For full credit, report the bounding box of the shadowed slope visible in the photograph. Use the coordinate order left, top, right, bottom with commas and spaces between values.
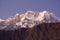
25, 23, 60, 40
0, 23, 60, 40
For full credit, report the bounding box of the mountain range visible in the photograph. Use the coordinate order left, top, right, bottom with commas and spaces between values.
0, 11, 60, 31
0, 11, 60, 40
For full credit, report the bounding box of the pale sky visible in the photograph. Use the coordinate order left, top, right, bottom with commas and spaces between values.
0, 0, 60, 19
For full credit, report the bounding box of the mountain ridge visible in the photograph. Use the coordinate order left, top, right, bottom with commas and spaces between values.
0, 11, 60, 31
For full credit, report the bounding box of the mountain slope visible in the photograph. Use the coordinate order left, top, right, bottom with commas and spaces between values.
0, 23, 60, 40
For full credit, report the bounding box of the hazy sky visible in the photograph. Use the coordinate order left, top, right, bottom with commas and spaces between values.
0, 0, 60, 19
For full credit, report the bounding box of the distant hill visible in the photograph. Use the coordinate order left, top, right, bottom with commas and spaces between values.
0, 23, 60, 40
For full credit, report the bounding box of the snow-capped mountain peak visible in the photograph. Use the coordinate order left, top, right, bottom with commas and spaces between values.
0, 11, 60, 31
16, 13, 19, 16
0, 19, 5, 22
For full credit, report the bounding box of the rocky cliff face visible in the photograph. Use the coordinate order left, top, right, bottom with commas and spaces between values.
0, 23, 60, 40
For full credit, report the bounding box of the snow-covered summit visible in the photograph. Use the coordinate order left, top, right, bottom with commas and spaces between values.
0, 19, 5, 22
0, 11, 60, 31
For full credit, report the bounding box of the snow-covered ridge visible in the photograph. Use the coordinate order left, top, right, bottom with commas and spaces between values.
0, 11, 60, 31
